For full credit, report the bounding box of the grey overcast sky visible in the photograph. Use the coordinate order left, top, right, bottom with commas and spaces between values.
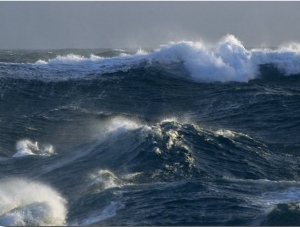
0, 1, 300, 49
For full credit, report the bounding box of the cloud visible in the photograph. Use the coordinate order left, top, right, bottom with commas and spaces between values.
0, 2, 300, 49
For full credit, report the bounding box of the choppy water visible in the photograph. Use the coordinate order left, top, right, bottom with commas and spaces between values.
1, 35, 300, 226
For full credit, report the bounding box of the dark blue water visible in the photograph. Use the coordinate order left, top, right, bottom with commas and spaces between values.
1, 35, 300, 226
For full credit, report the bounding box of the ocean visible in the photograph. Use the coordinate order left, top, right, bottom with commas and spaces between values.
1, 34, 300, 226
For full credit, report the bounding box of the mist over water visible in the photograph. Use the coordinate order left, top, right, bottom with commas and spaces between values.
1, 35, 300, 225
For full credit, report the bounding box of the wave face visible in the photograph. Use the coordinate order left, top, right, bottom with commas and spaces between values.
1, 35, 300, 226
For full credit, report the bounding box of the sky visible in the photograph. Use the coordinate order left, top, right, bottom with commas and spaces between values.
0, 1, 300, 49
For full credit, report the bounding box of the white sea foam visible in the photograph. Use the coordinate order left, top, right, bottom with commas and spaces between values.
86, 169, 140, 195
13, 140, 54, 158
105, 117, 143, 136
147, 35, 256, 82
89, 169, 123, 192
0, 178, 67, 226
251, 47, 300, 76
215, 129, 235, 138
152, 35, 300, 81
31, 34, 300, 82
94, 116, 149, 140
34, 52, 145, 77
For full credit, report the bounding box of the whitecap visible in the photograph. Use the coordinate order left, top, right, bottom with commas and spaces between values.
6, 34, 300, 82
89, 169, 123, 192
13, 139, 55, 158
0, 178, 67, 226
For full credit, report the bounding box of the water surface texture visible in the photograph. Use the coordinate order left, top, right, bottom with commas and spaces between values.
1, 35, 300, 226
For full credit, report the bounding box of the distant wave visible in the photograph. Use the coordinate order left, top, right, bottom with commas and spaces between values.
1, 35, 300, 82
30, 35, 300, 82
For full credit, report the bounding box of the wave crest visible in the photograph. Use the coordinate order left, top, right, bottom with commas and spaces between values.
4, 34, 300, 82
0, 178, 67, 226
13, 140, 55, 158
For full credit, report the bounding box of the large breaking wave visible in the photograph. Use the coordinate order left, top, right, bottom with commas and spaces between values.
1, 35, 300, 82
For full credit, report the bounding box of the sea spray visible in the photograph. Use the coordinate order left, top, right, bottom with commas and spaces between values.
0, 178, 67, 226
13, 140, 54, 158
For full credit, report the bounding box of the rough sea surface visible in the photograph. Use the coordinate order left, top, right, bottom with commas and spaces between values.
1, 35, 300, 226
